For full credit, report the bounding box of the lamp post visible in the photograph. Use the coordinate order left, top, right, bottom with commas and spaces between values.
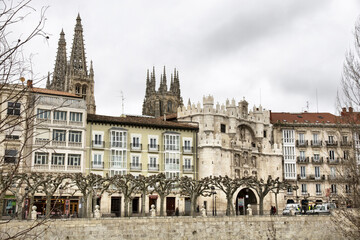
211, 186, 217, 216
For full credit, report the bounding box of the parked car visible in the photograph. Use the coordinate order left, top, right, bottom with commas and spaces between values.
312, 203, 337, 215
282, 204, 301, 215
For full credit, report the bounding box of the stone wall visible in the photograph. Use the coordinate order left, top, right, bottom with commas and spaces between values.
0, 215, 341, 240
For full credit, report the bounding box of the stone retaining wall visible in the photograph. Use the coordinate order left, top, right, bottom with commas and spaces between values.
0, 215, 341, 240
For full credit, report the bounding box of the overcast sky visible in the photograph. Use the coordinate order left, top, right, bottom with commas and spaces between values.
20, 0, 360, 116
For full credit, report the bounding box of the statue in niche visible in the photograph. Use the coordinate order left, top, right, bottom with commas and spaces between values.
243, 151, 249, 165
234, 154, 240, 167
251, 156, 256, 167
240, 127, 246, 141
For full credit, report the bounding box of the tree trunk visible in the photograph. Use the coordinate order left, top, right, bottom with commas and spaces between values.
259, 197, 264, 215
124, 198, 129, 217
190, 195, 198, 217
28, 194, 34, 219
45, 195, 51, 218
141, 191, 146, 217
159, 195, 165, 216
82, 195, 88, 218
16, 196, 23, 220
0, 193, 4, 219
227, 194, 235, 216
275, 192, 278, 215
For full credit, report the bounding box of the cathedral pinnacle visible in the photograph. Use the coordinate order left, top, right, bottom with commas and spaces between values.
69, 13, 87, 76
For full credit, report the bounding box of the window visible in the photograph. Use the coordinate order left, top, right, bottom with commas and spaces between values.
315, 166, 320, 179
284, 163, 296, 179
53, 130, 66, 142
184, 158, 191, 169
330, 167, 336, 177
298, 133, 305, 144
313, 133, 319, 144
149, 137, 157, 149
149, 156, 157, 168
299, 151, 305, 161
111, 130, 127, 148
221, 124, 226, 133
263, 130, 267, 138
51, 153, 65, 165
313, 154, 320, 161
132, 136, 140, 148
344, 150, 349, 160
34, 152, 48, 165
69, 131, 82, 143
111, 149, 126, 168
345, 185, 351, 193
70, 112, 83, 122
164, 152, 180, 170
132, 155, 140, 166
164, 134, 180, 151
37, 109, 50, 120
328, 135, 334, 144
301, 184, 307, 194
167, 101, 172, 112
166, 172, 179, 179
283, 146, 295, 160
110, 170, 126, 177
5, 125, 21, 140
53, 111, 67, 121
316, 184, 321, 195
93, 153, 102, 166
283, 130, 295, 144
287, 187, 293, 195
94, 134, 103, 145
4, 150, 17, 163
300, 166, 306, 178
184, 139, 191, 151
329, 150, 335, 160
343, 135, 348, 143
7, 102, 21, 116
68, 154, 81, 166
75, 85, 80, 95
331, 184, 337, 194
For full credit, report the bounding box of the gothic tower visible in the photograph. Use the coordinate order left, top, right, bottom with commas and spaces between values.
47, 14, 96, 114
142, 66, 183, 117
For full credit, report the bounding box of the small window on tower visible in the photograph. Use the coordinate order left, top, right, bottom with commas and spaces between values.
221, 124, 226, 133
75, 85, 81, 95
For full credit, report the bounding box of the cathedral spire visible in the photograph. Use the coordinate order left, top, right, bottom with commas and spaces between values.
145, 69, 150, 97
89, 60, 94, 77
46, 72, 51, 89
69, 13, 87, 77
50, 29, 67, 91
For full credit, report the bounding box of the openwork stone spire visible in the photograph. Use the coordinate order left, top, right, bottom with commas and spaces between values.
51, 29, 67, 91
69, 13, 88, 77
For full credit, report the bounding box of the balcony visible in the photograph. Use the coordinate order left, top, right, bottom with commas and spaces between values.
52, 140, 66, 147
51, 165, 65, 171
92, 141, 105, 149
182, 146, 193, 155
297, 157, 309, 164
310, 140, 322, 147
130, 163, 142, 171
36, 118, 51, 125
68, 142, 82, 148
340, 141, 353, 147
148, 164, 159, 172
327, 158, 340, 165
92, 161, 104, 169
130, 143, 142, 152
67, 165, 81, 171
34, 138, 50, 146
297, 174, 325, 181
53, 120, 67, 125
183, 165, 194, 173
69, 121, 83, 127
296, 140, 308, 148
148, 144, 159, 152
311, 157, 324, 164
325, 141, 338, 147
33, 163, 49, 170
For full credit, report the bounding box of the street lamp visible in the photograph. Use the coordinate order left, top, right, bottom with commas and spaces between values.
211, 186, 217, 216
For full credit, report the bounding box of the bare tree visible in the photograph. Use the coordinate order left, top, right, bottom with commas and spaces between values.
211, 175, 247, 216
179, 176, 212, 217
151, 173, 177, 216
134, 174, 156, 217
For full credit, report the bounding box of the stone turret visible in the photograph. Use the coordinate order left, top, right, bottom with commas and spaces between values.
51, 29, 67, 91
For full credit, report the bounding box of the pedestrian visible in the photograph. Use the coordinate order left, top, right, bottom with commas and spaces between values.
273, 206, 276, 215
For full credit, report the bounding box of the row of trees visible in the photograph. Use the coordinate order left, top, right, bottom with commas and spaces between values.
0, 172, 289, 219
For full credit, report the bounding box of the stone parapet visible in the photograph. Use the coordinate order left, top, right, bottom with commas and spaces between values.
0, 215, 341, 240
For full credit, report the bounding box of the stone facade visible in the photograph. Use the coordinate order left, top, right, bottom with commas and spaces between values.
46, 14, 96, 114
0, 216, 341, 240
177, 96, 284, 215
142, 67, 183, 117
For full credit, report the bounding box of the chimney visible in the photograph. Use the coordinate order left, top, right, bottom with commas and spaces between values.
27, 80, 33, 88
349, 107, 353, 113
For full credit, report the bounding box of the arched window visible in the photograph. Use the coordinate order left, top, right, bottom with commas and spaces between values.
167, 101, 172, 112
82, 85, 87, 100
75, 84, 81, 95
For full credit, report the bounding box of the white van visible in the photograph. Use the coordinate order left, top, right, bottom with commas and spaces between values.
282, 204, 301, 215
313, 203, 336, 215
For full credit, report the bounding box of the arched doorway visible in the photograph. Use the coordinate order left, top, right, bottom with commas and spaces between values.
236, 188, 257, 215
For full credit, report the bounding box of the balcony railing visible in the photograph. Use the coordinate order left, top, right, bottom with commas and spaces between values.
183, 165, 194, 173
130, 143, 142, 151
130, 163, 142, 171
92, 161, 104, 169
34, 138, 50, 146
148, 144, 159, 152
92, 141, 105, 148
325, 141, 338, 147
327, 158, 340, 164
310, 140, 322, 147
68, 142, 82, 148
297, 174, 325, 181
311, 157, 324, 164
67, 165, 81, 171
33, 163, 49, 170
296, 140, 308, 147
148, 164, 159, 172
297, 157, 309, 164
53, 120, 67, 125
182, 147, 193, 154
340, 141, 353, 147
52, 140, 66, 146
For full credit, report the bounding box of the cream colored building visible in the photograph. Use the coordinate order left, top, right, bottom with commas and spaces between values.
86, 114, 198, 216
177, 96, 284, 215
